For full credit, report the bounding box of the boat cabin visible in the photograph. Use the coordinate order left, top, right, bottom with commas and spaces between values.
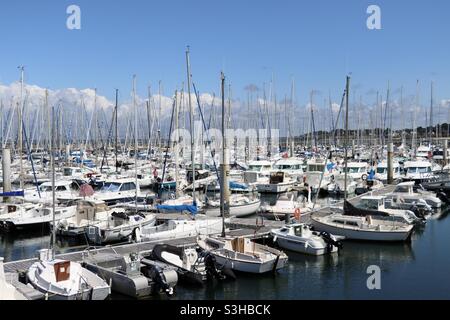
269, 172, 286, 185
393, 182, 415, 195
306, 159, 326, 173
273, 159, 304, 174
75, 200, 109, 224
99, 179, 139, 193
247, 161, 273, 173
38, 180, 73, 193
403, 161, 432, 178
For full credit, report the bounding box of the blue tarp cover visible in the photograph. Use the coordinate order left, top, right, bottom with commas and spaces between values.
156, 204, 198, 214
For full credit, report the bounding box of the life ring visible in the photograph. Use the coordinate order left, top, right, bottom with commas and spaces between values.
362, 174, 368, 181
294, 208, 301, 221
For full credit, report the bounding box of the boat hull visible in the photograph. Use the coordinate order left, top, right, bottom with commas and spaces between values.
311, 218, 413, 242
205, 200, 260, 218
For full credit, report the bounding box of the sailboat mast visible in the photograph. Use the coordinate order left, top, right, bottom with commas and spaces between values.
344, 76, 350, 201
51, 106, 56, 251
18, 66, 24, 190
174, 91, 180, 198
115, 89, 119, 173
430, 81, 434, 144
133, 75, 138, 211
220, 72, 230, 237
186, 46, 196, 204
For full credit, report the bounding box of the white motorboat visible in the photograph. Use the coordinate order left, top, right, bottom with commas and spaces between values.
85, 210, 157, 244
403, 161, 435, 183
0, 205, 76, 230
140, 218, 224, 242
23, 180, 77, 204
375, 161, 401, 183
58, 178, 148, 206
311, 211, 414, 242
416, 145, 431, 160
350, 196, 421, 225
271, 224, 342, 255
303, 158, 332, 193
387, 181, 442, 208
0, 257, 27, 300
27, 249, 110, 300
341, 162, 370, 181
197, 235, 288, 274
272, 158, 304, 180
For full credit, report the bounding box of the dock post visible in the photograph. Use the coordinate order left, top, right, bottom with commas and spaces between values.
2, 148, 11, 203
66, 144, 71, 166
444, 139, 448, 167
387, 143, 394, 185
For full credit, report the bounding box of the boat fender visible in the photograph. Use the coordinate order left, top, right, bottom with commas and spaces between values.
294, 208, 301, 221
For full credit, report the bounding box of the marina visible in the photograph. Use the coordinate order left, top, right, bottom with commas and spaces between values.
2, 0, 450, 303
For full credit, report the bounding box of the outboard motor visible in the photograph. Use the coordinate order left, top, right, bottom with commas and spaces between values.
199, 249, 236, 281
320, 231, 343, 253
143, 261, 178, 297
437, 191, 450, 205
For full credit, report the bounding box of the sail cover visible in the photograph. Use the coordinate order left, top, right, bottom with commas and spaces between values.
156, 204, 198, 214
0, 191, 25, 197
230, 181, 248, 190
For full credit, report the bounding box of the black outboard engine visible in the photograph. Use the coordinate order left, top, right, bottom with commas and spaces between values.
149, 265, 174, 297
320, 231, 343, 253
198, 249, 236, 281
437, 191, 450, 205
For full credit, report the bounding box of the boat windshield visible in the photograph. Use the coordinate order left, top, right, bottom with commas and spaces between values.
274, 164, 301, 170
394, 186, 410, 193
377, 168, 387, 174
344, 167, 364, 174
39, 185, 53, 192
407, 167, 431, 174
308, 165, 325, 172
248, 165, 262, 171
100, 182, 122, 192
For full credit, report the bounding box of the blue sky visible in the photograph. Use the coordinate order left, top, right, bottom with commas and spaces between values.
0, 0, 449, 106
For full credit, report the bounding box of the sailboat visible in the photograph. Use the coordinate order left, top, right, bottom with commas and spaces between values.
196, 72, 288, 274
27, 107, 110, 300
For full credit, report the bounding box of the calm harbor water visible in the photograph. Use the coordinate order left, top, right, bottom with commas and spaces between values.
1, 195, 450, 300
